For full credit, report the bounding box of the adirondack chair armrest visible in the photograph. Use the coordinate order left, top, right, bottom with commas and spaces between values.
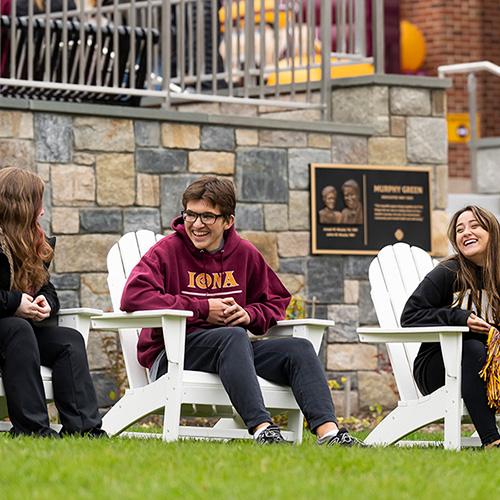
57, 308, 103, 346
265, 319, 335, 355
91, 309, 193, 364
357, 326, 469, 344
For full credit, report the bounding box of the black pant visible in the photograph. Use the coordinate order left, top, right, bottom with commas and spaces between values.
0, 317, 102, 435
154, 327, 337, 433
414, 336, 500, 446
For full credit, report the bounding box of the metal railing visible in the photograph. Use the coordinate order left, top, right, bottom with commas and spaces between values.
0, 0, 380, 117
438, 60, 500, 193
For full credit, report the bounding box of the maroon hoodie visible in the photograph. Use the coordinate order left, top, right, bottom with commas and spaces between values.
121, 216, 291, 368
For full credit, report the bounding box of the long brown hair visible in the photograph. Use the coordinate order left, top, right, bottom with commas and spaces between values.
447, 205, 500, 324
0, 167, 53, 293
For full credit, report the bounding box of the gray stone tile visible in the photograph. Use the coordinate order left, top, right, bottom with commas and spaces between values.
343, 256, 372, 279
80, 209, 123, 233
136, 148, 188, 174
201, 126, 235, 151
279, 258, 305, 274
51, 273, 80, 290
135, 120, 160, 147
306, 256, 343, 303
235, 203, 264, 230
160, 174, 199, 227
288, 148, 331, 189
57, 290, 80, 308
236, 148, 288, 202
124, 208, 161, 233
34, 113, 72, 163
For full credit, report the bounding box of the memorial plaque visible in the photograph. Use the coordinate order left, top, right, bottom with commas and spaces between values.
311, 164, 432, 255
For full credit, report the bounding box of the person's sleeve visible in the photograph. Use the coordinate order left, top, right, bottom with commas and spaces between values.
244, 257, 291, 336
35, 279, 60, 317
120, 250, 209, 321
0, 289, 22, 318
400, 266, 471, 327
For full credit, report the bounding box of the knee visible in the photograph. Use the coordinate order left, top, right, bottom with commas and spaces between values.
0, 317, 36, 344
59, 328, 86, 353
219, 327, 251, 352
282, 337, 316, 360
462, 339, 487, 371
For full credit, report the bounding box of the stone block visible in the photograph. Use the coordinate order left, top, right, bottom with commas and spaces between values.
40, 183, 51, 235
51, 273, 80, 290
91, 371, 118, 408
279, 258, 305, 275
390, 116, 406, 137
201, 126, 235, 151
74, 117, 134, 152
288, 191, 309, 230
344, 256, 372, 279
219, 103, 258, 117
331, 135, 368, 164
261, 109, 321, 122
332, 86, 388, 126
236, 148, 288, 202
51, 164, 95, 206
52, 207, 80, 234
264, 203, 289, 231
73, 153, 95, 166
57, 290, 80, 308
87, 331, 118, 370
477, 148, 500, 194
331, 389, 359, 418
0, 139, 35, 170
258, 129, 307, 148
54, 234, 118, 272
278, 273, 305, 295
235, 128, 258, 146
37, 163, 50, 181
80, 209, 123, 233
327, 305, 359, 342
81, 273, 113, 311
0, 111, 33, 138
96, 154, 135, 206
189, 151, 235, 175
136, 148, 187, 174
277, 232, 309, 257
136, 174, 160, 206
358, 281, 378, 325
35, 113, 72, 163
368, 137, 406, 165
306, 256, 343, 303
431, 210, 449, 257
407, 117, 447, 164
288, 148, 331, 189
124, 208, 161, 233
326, 343, 378, 371
235, 203, 264, 230
239, 231, 279, 271
433, 164, 448, 209
160, 174, 199, 226
135, 120, 160, 147
432, 90, 446, 116
344, 279, 359, 304
308, 133, 331, 149
161, 123, 200, 149
358, 371, 398, 410
390, 87, 431, 116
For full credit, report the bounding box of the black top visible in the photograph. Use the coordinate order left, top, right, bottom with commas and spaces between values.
400, 258, 475, 380
0, 237, 59, 319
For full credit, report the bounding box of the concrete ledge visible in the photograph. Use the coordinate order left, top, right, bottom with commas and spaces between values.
476, 137, 500, 149
0, 97, 373, 136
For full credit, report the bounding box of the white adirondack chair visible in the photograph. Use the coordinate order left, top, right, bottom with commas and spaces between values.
92, 230, 334, 443
356, 242, 481, 451
0, 308, 102, 432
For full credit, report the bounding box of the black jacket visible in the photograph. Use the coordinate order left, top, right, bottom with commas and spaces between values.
0, 237, 59, 319
401, 258, 485, 384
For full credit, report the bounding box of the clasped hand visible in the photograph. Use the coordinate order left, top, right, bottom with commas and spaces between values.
467, 312, 492, 334
207, 297, 250, 327
15, 293, 51, 322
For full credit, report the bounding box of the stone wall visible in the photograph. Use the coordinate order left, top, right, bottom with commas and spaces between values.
0, 77, 449, 413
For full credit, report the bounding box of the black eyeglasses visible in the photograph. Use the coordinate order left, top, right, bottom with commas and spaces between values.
181, 210, 225, 225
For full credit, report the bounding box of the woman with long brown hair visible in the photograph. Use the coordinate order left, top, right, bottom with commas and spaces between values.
401, 205, 500, 448
0, 167, 104, 437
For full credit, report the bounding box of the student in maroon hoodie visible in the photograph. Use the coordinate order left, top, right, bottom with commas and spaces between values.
121, 176, 364, 446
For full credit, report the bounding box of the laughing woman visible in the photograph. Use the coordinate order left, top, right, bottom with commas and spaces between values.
401, 205, 500, 448
0, 167, 105, 437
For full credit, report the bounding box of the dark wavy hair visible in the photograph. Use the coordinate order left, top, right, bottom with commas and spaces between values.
447, 205, 500, 324
0, 167, 52, 293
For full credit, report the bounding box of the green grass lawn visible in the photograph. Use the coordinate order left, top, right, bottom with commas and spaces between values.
0, 430, 498, 500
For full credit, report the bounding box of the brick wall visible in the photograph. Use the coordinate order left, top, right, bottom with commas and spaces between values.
400, 0, 500, 178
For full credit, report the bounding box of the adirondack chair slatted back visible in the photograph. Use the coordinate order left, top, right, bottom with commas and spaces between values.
107, 230, 164, 389
369, 243, 437, 401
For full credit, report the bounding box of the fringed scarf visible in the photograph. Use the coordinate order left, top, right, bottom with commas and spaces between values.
479, 326, 500, 411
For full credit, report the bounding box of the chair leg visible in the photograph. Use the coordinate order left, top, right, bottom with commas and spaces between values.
287, 410, 304, 444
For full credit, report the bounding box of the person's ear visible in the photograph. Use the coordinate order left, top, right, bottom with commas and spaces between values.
224, 214, 235, 230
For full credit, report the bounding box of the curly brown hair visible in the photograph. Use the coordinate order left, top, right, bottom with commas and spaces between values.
0, 167, 53, 293
447, 205, 500, 325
